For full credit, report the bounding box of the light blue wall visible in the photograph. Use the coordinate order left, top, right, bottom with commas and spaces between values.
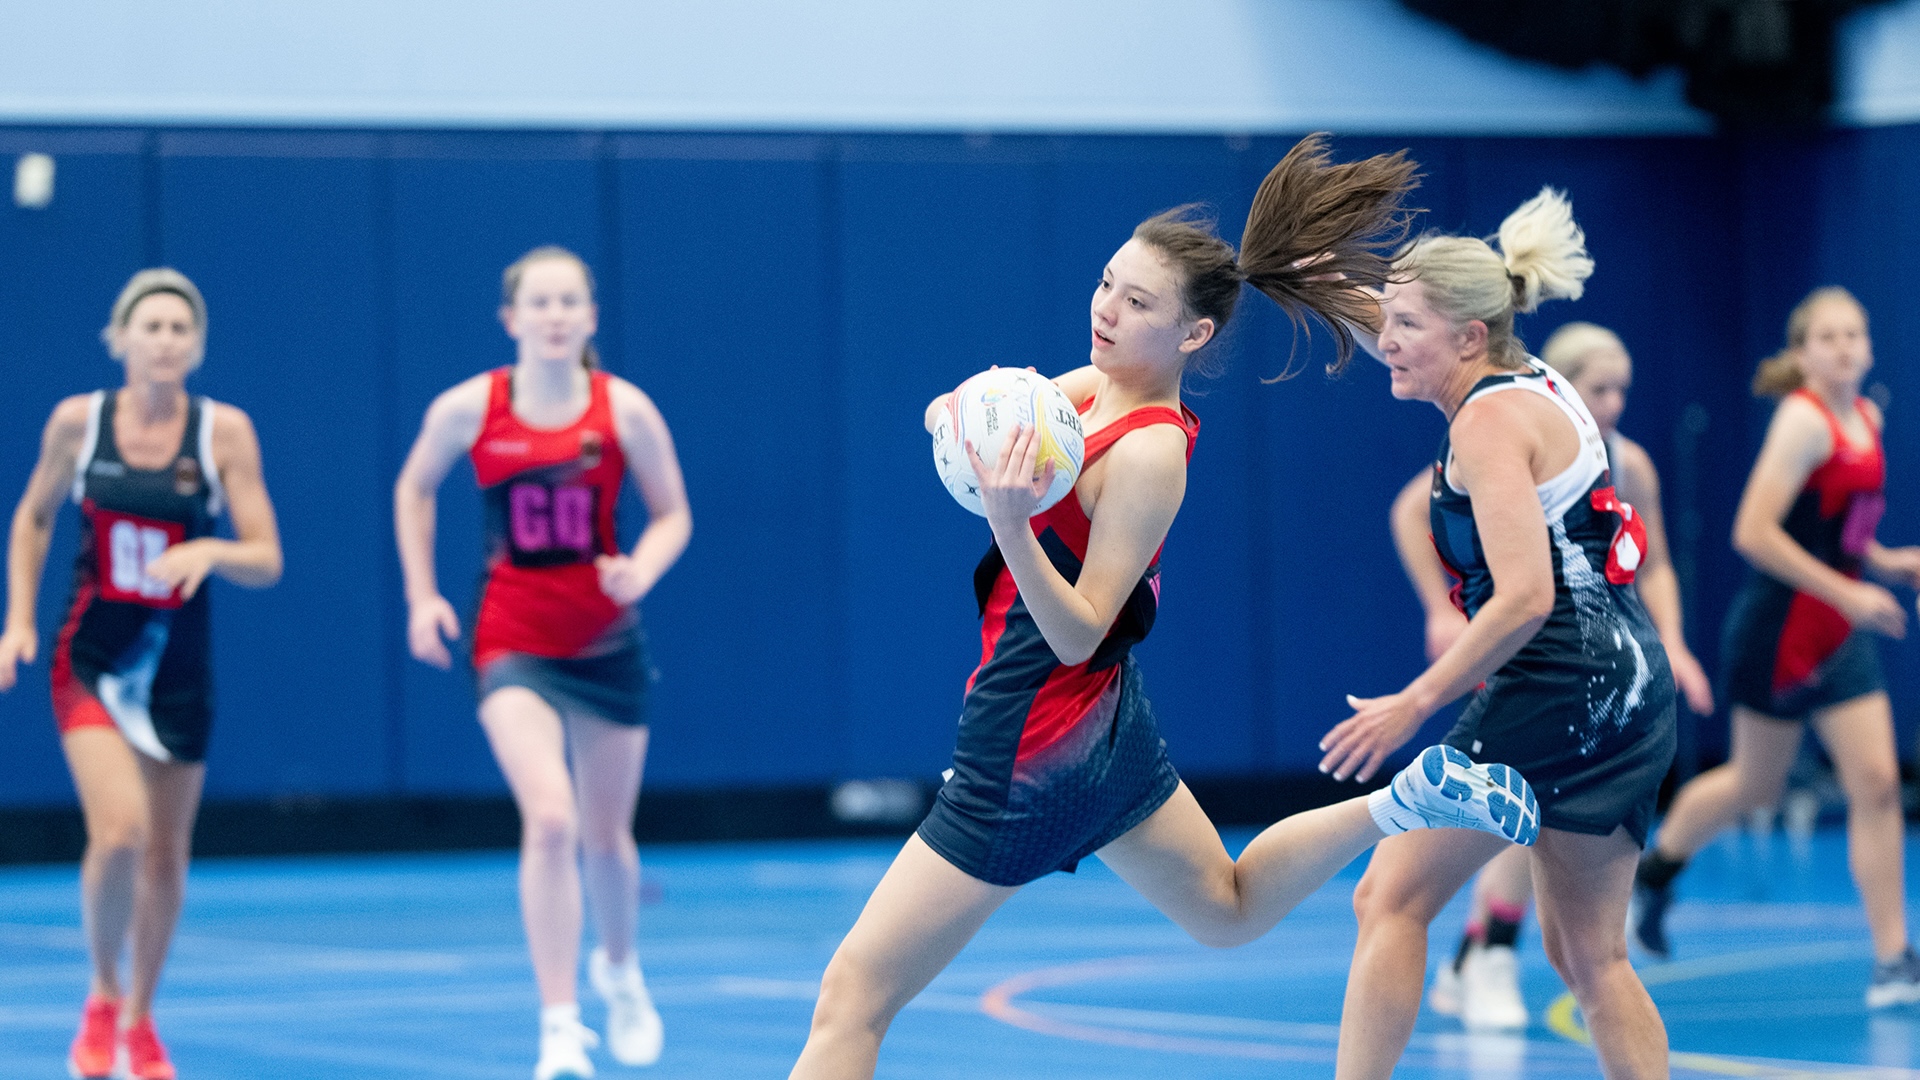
1, 0, 1717, 133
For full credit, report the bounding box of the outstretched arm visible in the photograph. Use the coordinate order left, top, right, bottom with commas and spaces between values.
394, 377, 489, 669
1389, 469, 1465, 662
1612, 436, 1711, 714
0, 396, 90, 691
596, 380, 693, 606
1321, 396, 1557, 782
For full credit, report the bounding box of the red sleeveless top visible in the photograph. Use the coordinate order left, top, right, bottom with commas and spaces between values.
967, 396, 1200, 760
1768, 389, 1887, 691
469, 368, 629, 667
1030, 399, 1201, 564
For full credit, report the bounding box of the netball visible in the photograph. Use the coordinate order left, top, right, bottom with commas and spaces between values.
931, 368, 1084, 517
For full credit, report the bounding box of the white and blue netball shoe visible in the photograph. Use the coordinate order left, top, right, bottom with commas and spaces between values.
1368, 746, 1539, 846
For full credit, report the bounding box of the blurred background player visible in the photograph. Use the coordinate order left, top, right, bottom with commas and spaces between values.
395, 247, 692, 1079
0, 269, 284, 1080
1390, 320, 1715, 1030
1631, 287, 1920, 1008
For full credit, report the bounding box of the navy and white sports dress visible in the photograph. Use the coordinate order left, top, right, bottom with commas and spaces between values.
1721, 389, 1886, 720
1430, 359, 1676, 845
918, 399, 1198, 887
51, 391, 224, 763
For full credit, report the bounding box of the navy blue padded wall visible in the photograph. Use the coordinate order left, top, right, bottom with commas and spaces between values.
2, 122, 1912, 808
0, 131, 148, 806
1239, 136, 1464, 773
613, 135, 845, 787
387, 133, 608, 794
834, 136, 1052, 779
155, 132, 392, 798
1040, 136, 1260, 775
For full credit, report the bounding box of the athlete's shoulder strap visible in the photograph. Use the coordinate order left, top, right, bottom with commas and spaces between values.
69, 390, 108, 504
1791, 387, 1881, 454
197, 397, 226, 517
1083, 404, 1200, 468
486, 367, 515, 418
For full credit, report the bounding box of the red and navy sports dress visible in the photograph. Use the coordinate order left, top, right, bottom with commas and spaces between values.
470, 368, 649, 727
917, 399, 1199, 888
1721, 389, 1886, 721
52, 391, 224, 763
1431, 359, 1675, 846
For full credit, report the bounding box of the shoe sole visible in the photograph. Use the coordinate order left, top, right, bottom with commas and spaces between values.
1406, 747, 1539, 845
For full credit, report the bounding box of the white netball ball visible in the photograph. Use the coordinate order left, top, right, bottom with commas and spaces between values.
931, 368, 1085, 517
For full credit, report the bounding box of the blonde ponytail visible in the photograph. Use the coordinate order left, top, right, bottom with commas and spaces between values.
1497, 187, 1593, 314
1393, 187, 1592, 369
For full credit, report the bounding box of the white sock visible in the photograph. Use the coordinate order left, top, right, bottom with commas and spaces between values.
1367, 783, 1424, 836
541, 1002, 581, 1032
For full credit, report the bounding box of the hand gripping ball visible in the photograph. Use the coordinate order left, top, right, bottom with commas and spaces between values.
931, 368, 1085, 516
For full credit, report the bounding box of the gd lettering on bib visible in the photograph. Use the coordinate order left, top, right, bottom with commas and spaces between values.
506, 480, 600, 567
93, 508, 186, 608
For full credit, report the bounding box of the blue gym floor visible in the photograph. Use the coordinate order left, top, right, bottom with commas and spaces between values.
2, 825, 1916, 1078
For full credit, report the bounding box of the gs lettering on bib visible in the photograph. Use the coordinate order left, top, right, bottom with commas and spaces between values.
91, 507, 186, 608
506, 480, 601, 567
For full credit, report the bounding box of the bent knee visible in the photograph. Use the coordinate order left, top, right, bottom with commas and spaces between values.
1845, 768, 1902, 814
578, 823, 637, 859
811, 951, 900, 1038
1179, 914, 1259, 950
1544, 937, 1629, 995
87, 815, 150, 859
1352, 873, 1448, 929
521, 806, 578, 852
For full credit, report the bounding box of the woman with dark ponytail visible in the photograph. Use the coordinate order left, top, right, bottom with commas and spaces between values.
789, 136, 1539, 1080
1323, 190, 1676, 1079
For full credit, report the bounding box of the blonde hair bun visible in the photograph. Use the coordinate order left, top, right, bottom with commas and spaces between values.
1497, 187, 1593, 314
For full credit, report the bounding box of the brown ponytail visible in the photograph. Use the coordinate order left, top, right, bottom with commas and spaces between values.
1753, 285, 1864, 399
1239, 134, 1419, 378
502, 245, 600, 371
1132, 134, 1419, 381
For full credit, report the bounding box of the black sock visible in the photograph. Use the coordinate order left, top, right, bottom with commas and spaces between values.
1636, 848, 1687, 890
1452, 931, 1476, 973
1484, 913, 1523, 949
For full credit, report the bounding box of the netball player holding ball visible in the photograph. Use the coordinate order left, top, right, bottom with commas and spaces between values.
0, 269, 284, 1080
791, 136, 1539, 1080
396, 247, 691, 1079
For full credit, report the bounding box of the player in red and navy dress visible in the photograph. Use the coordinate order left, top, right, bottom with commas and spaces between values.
793, 137, 1538, 1080
0, 269, 283, 1080
1633, 287, 1920, 1007
396, 247, 691, 1080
